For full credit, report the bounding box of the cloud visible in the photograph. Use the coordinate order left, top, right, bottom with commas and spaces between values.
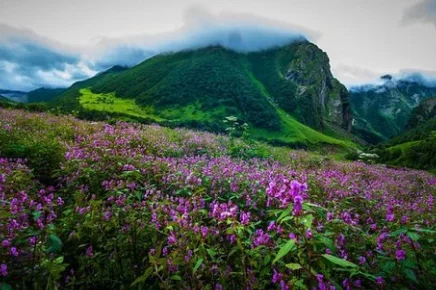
349, 69, 436, 92
332, 65, 383, 87
88, 6, 318, 70
0, 24, 97, 91
403, 0, 436, 27
0, 7, 319, 91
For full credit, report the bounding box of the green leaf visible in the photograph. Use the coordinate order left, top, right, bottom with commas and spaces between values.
193, 258, 204, 273
170, 275, 182, 281
404, 268, 417, 283
46, 234, 62, 253
382, 261, 395, 273
32, 211, 41, 221
322, 254, 358, 269
277, 206, 293, 222
293, 279, 308, 289
301, 214, 313, 229
407, 231, 420, 241
0, 283, 12, 290
273, 240, 296, 264
130, 267, 153, 286
286, 263, 302, 270
206, 248, 216, 259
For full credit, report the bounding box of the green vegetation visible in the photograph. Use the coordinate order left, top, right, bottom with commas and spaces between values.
350, 83, 436, 143
49, 43, 355, 149
79, 88, 162, 121
372, 98, 436, 172
27, 87, 66, 103
1, 108, 435, 289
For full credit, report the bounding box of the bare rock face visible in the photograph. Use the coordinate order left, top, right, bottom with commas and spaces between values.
276, 42, 352, 132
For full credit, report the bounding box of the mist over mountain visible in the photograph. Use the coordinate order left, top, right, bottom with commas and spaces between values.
349, 73, 436, 143
0, 8, 315, 91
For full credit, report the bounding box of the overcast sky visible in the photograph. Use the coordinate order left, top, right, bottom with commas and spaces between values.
0, 0, 436, 90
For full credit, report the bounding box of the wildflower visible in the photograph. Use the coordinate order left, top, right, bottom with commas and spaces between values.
395, 249, 406, 261
168, 232, 177, 245
376, 276, 384, 285
0, 264, 7, 276
29, 236, 37, 246
86, 245, 94, 257
358, 256, 366, 265
240, 211, 251, 225
305, 229, 313, 240
272, 269, 283, 283
267, 221, 276, 231
293, 195, 303, 216
10, 247, 18, 257
252, 229, 270, 247
200, 226, 208, 238
1, 239, 10, 248
103, 211, 111, 221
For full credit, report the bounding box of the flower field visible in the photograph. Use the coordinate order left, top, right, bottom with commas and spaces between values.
0, 108, 435, 289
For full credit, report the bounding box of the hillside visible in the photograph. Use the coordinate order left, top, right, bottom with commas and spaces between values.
374, 97, 436, 172
349, 75, 436, 143
27, 87, 67, 103
0, 89, 28, 102
52, 42, 355, 148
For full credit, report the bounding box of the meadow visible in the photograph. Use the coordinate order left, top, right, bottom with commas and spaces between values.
0, 108, 435, 289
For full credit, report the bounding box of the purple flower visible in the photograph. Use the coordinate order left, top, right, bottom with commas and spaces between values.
252, 229, 270, 247
86, 245, 94, 257
358, 256, 366, 265
272, 269, 283, 283
305, 229, 313, 240
376, 276, 384, 285
293, 195, 303, 216
103, 211, 111, 221
395, 249, 406, 261
200, 226, 208, 238
29, 236, 37, 246
240, 211, 251, 225
1, 239, 10, 248
0, 264, 7, 276
10, 247, 18, 257
168, 232, 177, 245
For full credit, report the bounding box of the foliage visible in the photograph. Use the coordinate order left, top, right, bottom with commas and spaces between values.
349, 82, 436, 143
0, 108, 435, 289
48, 44, 354, 148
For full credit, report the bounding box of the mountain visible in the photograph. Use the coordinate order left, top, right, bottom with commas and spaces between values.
349, 75, 436, 143
27, 88, 67, 103
0, 88, 67, 103
0, 89, 28, 102
52, 42, 355, 148
406, 97, 436, 129
374, 97, 436, 172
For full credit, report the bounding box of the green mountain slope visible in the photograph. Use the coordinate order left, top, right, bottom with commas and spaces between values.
375, 97, 436, 172
350, 76, 436, 143
52, 43, 355, 148
27, 87, 67, 103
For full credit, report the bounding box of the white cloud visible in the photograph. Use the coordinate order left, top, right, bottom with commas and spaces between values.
403, 0, 436, 27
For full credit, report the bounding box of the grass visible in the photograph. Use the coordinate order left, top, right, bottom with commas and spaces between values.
251, 109, 356, 149
79, 88, 162, 121
79, 88, 355, 150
